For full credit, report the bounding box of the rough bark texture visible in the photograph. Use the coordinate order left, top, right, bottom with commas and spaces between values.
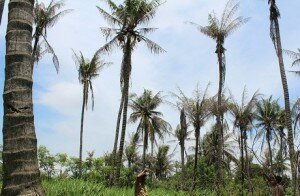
112, 93, 124, 165
115, 38, 132, 182
2, 0, 45, 195
216, 43, 224, 192
0, 0, 4, 25
79, 82, 87, 177
273, 18, 297, 195
192, 127, 200, 190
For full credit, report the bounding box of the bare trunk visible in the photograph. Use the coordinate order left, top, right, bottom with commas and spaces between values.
240, 129, 245, 190
142, 129, 148, 169
216, 42, 224, 192
79, 82, 87, 178
192, 127, 200, 190
271, 5, 297, 194
1, 0, 45, 194
267, 128, 273, 169
115, 38, 132, 183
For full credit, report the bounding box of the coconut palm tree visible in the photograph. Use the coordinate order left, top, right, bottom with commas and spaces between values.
32, 0, 71, 72
154, 145, 173, 180
229, 88, 259, 190
268, 0, 297, 192
2, 0, 45, 194
285, 49, 300, 76
172, 85, 210, 190
73, 50, 109, 177
189, 1, 249, 185
0, 0, 4, 25
125, 133, 139, 168
255, 97, 280, 170
129, 90, 171, 169
275, 108, 286, 176
97, 0, 165, 180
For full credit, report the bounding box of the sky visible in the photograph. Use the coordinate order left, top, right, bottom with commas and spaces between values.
0, 0, 300, 159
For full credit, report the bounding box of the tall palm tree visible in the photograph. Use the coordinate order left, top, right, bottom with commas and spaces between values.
33, 0, 71, 72
129, 90, 171, 169
284, 48, 300, 76
255, 97, 280, 170
268, 0, 297, 192
229, 88, 259, 190
73, 50, 109, 177
0, 0, 4, 25
2, 0, 45, 194
97, 0, 165, 181
172, 86, 210, 190
189, 0, 249, 185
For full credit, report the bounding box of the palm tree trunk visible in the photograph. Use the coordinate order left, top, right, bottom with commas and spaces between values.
180, 142, 185, 179
115, 38, 132, 183
216, 42, 224, 190
2, 0, 45, 194
240, 129, 245, 190
79, 82, 87, 178
267, 129, 273, 169
243, 131, 252, 192
192, 127, 200, 190
112, 93, 124, 165
271, 3, 297, 194
0, 0, 4, 25
142, 130, 148, 169
279, 129, 284, 175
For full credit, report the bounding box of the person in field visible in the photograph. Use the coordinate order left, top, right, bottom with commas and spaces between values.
135, 168, 151, 196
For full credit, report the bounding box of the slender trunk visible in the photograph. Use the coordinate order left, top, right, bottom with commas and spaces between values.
115, 38, 132, 183
151, 141, 154, 157
2, 0, 45, 194
216, 42, 224, 191
267, 128, 273, 169
240, 129, 245, 190
79, 82, 87, 178
32, 28, 40, 60
112, 93, 124, 163
192, 127, 200, 190
142, 130, 148, 169
0, 0, 4, 25
180, 142, 185, 178
271, 5, 297, 194
279, 129, 284, 175
244, 130, 252, 192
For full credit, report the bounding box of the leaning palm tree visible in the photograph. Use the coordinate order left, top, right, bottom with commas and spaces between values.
268, 0, 297, 192
97, 0, 165, 181
284, 48, 300, 76
189, 0, 249, 185
33, 0, 72, 72
0, 0, 4, 25
2, 0, 45, 194
129, 90, 171, 169
255, 97, 280, 171
73, 50, 109, 177
171, 85, 210, 190
229, 88, 259, 190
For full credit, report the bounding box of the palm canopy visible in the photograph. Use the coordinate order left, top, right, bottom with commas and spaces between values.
284, 49, 300, 76
189, 0, 249, 46
255, 97, 281, 151
171, 85, 211, 130
33, 0, 72, 72
73, 50, 110, 110
129, 90, 172, 150
97, 0, 165, 67
229, 88, 260, 134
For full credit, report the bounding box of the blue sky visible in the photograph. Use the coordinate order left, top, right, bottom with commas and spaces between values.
0, 0, 300, 158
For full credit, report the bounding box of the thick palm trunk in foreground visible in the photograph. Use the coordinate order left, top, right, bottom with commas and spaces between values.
116, 39, 132, 182
2, 0, 44, 194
